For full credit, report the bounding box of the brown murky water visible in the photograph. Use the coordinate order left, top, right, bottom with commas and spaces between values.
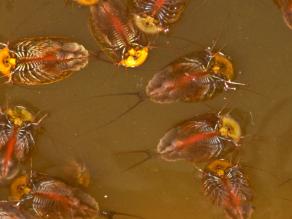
1, 0, 292, 218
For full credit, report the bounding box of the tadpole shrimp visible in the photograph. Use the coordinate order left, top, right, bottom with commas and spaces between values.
11, 173, 143, 219
84, 43, 246, 130
88, 0, 150, 68
200, 159, 254, 219
117, 111, 242, 171
130, 0, 188, 34
0, 37, 89, 85
274, 0, 292, 29
0, 105, 46, 183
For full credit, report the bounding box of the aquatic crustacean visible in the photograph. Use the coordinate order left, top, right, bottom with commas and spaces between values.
0, 37, 89, 85
88, 46, 243, 128
22, 178, 100, 219
11, 174, 142, 219
43, 158, 92, 188
0, 201, 38, 219
131, 0, 188, 34
157, 113, 241, 162
274, 0, 292, 29
119, 112, 242, 170
146, 47, 238, 103
0, 105, 46, 182
201, 159, 254, 219
62, 159, 91, 188
89, 0, 149, 68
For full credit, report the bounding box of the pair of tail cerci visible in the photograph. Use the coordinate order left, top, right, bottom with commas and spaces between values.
0, 106, 252, 219
0, 105, 144, 219
0, 0, 255, 219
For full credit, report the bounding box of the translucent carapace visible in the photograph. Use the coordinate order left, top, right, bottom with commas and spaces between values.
89, 0, 149, 68
157, 113, 226, 163
132, 0, 187, 34
146, 49, 236, 103
0, 105, 46, 181
202, 159, 254, 219
0, 37, 89, 85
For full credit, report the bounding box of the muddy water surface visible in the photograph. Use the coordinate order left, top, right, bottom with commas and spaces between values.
1, 1, 292, 218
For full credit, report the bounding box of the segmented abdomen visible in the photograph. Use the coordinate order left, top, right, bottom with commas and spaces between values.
157, 114, 223, 162
9, 37, 88, 85
14, 123, 34, 161
0, 118, 34, 161
31, 179, 99, 218
32, 180, 78, 218
134, 0, 187, 25
0, 118, 12, 151
146, 51, 223, 103
89, 0, 146, 63
202, 165, 253, 219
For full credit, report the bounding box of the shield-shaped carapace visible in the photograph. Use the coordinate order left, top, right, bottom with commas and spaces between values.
274, 0, 292, 29
11, 174, 142, 219
201, 159, 254, 219
131, 0, 188, 34
157, 113, 241, 162
146, 47, 238, 103
0, 105, 46, 181
89, 0, 149, 68
26, 179, 99, 219
119, 112, 242, 170
0, 37, 89, 85
89, 47, 242, 128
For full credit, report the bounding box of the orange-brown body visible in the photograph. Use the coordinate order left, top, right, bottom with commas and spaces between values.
0, 37, 88, 85
202, 160, 254, 219
89, 0, 149, 67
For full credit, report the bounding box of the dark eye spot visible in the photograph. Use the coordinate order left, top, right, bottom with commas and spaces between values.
17, 184, 24, 192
